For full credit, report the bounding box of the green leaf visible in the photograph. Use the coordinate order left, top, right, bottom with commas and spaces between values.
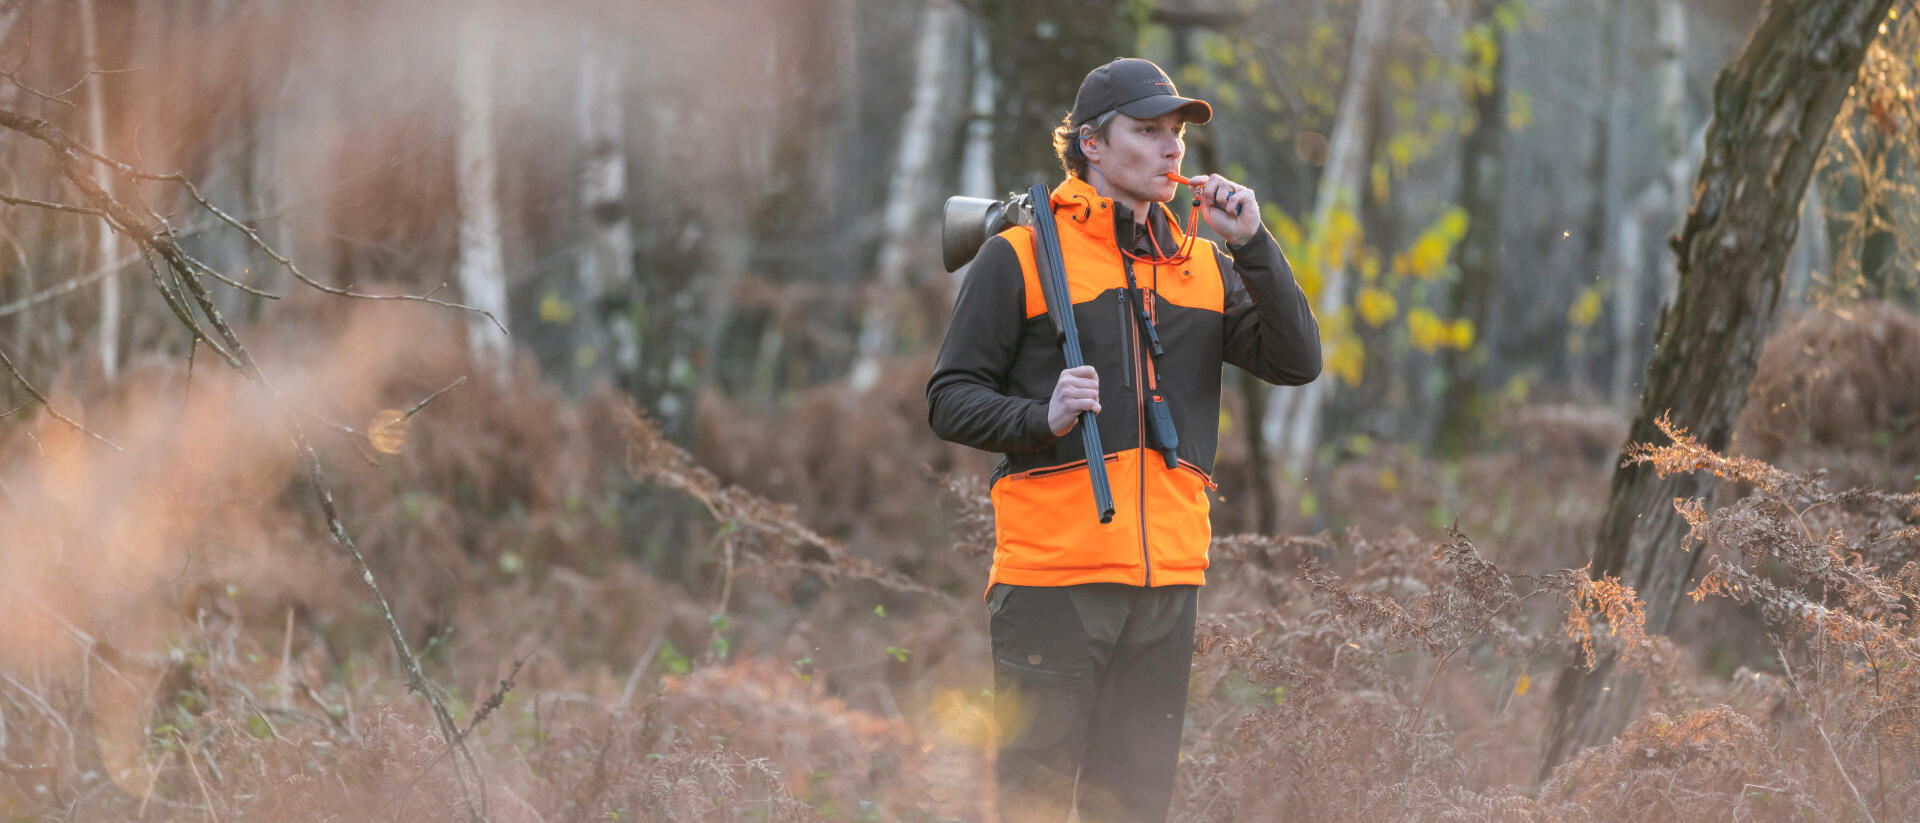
884, 646, 909, 663
873, 604, 887, 618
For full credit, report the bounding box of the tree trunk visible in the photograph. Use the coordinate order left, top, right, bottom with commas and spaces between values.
957, 26, 996, 200
1434, 0, 1506, 457
1270, 0, 1391, 474
850, 0, 954, 393
576, 38, 637, 388
1541, 0, 1897, 776
1610, 0, 1691, 410
1786, 180, 1828, 306
455, 15, 512, 377
79, 0, 121, 381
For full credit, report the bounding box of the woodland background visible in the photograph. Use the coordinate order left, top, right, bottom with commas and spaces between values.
1, 0, 1918, 820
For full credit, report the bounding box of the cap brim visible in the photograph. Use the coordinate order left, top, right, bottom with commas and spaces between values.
1116, 95, 1213, 125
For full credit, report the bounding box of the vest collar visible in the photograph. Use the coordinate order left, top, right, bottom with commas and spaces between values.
1049, 175, 1189, 252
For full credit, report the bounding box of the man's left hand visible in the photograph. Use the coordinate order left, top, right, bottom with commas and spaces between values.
1185, 174, 1259, 247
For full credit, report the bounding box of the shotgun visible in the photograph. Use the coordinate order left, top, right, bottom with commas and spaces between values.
1025, 184, 1116, 524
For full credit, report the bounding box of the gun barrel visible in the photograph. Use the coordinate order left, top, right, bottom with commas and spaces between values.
1027, 184, 1116, 524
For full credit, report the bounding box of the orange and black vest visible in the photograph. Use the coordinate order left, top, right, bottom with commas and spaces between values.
928, 175, 1321, 595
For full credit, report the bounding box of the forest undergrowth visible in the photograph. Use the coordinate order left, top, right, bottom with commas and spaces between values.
0, 304, 1917, 821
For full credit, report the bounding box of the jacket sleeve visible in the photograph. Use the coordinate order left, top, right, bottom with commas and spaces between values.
926, 235, 1061, 454
1219, 224, 1322, 386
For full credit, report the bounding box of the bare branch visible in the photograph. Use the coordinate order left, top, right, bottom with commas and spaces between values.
139, 248, 241, 370
0, 16, 71, 108
0, 343, 122, 452
179, 249, 281, 300
402, 376, 467, 420
0, 191, 102, 216
176, 178, 505, 333
45, 66, 138, 103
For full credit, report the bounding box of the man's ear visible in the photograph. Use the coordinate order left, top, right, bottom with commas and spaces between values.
1079, 130, 1100, 162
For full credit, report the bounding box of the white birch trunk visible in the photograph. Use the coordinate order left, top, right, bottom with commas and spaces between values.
1269, 0, 1391, 474
1787, 181, 1827, 306
958, 27, 996, 200
1657, 4, 1694, 305
80, 0, 121, 381
455, 17, 511, 377
577, 41, 637, 375
850, 0, 953, 392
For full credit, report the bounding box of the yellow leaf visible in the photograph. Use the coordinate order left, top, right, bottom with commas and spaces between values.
368, 409, 410, 455
539, 292, 574, 324
1438, 208, 1470, 242
1448, 318, 1475, 349
1515, 673, 1531, 696
1406, 234, 1449, 280
1377, 468, 1398, 493
1357, 286, 1398, 328
1360, 252, 1381, 283
1569, 286, 1603, 328
1326, 339, 1366, 386
1408, 307, 1447, 353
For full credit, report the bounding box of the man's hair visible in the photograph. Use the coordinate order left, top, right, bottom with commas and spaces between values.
1051, 110, 1119, 181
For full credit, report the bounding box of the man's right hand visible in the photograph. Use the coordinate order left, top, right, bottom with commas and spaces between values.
1048, 365, 1101, 436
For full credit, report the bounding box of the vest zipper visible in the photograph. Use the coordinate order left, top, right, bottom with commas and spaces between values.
1122, 258, 1151, 587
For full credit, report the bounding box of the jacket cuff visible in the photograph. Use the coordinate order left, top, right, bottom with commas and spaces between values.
1025, 399, 1060, 447
1225, 222, 1280, 261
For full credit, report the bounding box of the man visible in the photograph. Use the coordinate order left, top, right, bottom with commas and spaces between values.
926, 58, 1321, 821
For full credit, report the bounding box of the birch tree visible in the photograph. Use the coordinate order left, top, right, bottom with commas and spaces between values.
1268, 0, 1391, 473
850, 0, 954, 393
455, 15, 511, 376
576, 38, 636, 384
1608, 0, 1696, 409
79, 0, 120, 380
958, 26, 996, 201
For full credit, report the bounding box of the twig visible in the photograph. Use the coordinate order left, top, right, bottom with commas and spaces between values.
136, 747, 172, 819
461, 651, 532, 737
179, 740, 220, 823
0, 191, 104, 216
45, 67, 141, 105
299, 680, 350, 737
174, 176, 504, 333
180, 249, 280, 300
618, 628, 666, 710
140, 247, 240, 370
1411, 590, 1542, 728
401, 376, 467, 420
0, 215, 270, 319
1774, 639, 1876, 823
369, 653, 532, 822
0, 343, 122, 452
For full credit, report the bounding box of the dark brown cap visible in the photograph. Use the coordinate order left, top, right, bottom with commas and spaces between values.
1070, 58, 1213, 129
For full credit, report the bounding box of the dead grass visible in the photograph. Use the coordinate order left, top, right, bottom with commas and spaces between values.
0, 304, 1917, 820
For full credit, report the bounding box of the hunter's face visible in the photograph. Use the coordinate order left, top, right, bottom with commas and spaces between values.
1086, 111, 1187, 214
